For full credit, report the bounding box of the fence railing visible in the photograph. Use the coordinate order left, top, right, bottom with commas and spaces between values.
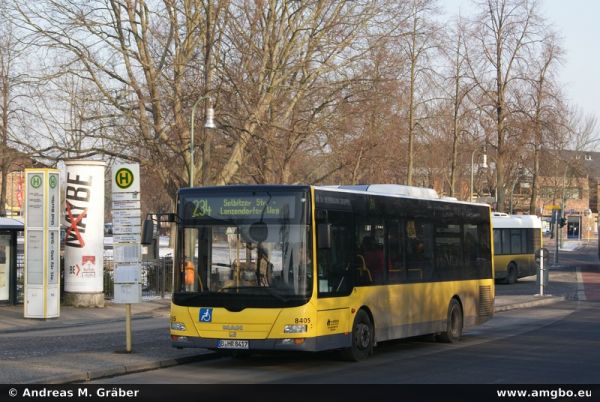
103, 257, 174, 300
14, 254, 174, 303
16, 253, 24, 304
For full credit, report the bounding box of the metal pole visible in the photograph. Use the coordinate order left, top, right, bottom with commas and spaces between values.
189, 95, 215, 187
189, 98, 201, 187
597, 219, 600, 260
161, 257, 166, 299
125, 303, 132, 353
555, 214, 559, 264
470, 149, 475, 203
539, 248, 544, 296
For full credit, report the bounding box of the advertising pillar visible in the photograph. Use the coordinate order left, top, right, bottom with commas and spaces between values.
24, 169, 60, 318
63, 160, 106, 307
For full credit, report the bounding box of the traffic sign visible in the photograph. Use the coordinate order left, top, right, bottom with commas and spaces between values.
113, 216, 140, 227
114, 233, 141, 243
113, 208, 141, 219
112, 163, 140, 193
113, 192, 140, 201
112, 224, 141, 235
112, 200, 141, 210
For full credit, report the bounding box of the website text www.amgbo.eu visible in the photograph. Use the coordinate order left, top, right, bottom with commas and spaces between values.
497, 387, 592, 400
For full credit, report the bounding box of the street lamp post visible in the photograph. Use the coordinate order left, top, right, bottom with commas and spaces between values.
508, 167, 523, 214
190, 95, 216, 187
470, 146, 488, 203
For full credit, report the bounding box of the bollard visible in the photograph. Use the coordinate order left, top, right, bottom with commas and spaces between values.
536, 248, 549, 296
539, 248, 545, 296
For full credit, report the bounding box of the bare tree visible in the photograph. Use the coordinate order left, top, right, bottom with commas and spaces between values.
212, 0, 381, 185
15, 0, 390, 195
524, 34, 562, 213
436, 16, 481, 197
0, 7, 30, 216
467, 0, 545, 211
7, 0, 595, 218
401, 0, 439, 186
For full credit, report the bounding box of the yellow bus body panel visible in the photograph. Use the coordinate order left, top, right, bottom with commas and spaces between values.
344, 279, 494, 342
494, 254, 536, 279
171, 302, 320, 340
171, 277, 494, 344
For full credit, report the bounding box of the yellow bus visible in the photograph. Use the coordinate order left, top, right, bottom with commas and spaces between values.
150, 184, 494, 360
492, 213, 542, 284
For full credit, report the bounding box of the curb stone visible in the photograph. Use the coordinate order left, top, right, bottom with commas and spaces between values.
77, 352, 220, 384
494, 295, 566, 313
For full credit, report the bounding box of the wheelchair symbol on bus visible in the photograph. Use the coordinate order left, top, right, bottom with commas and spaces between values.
199, 308, 213, 322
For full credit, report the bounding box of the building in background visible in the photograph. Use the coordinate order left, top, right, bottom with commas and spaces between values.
502, 149, 600, 241
0, 149, 47, 218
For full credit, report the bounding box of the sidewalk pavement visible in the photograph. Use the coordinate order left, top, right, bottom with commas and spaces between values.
0, 298, 219, 384
0, 298, 171, 335
0, 262, 582, 384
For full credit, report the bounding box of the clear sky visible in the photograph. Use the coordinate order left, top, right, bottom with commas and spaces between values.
543, 0, 600, 123
443, 0, 600, 126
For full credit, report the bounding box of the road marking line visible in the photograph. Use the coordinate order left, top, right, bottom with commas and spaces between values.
576, 268, 586, 301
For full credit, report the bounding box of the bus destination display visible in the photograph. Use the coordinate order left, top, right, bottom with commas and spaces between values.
183, 195, 297, 220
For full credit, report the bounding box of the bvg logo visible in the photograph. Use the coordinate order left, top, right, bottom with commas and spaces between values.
115, 167, 134, 189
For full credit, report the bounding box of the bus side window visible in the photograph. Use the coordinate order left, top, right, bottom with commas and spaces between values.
478, 223, 492, 278
387, 220, 406, 283
316, 212, 356, 296
493, 229, 502, 255
502, 229, 510, 255
511, 229, 523, 254
357, 219, 385, 285
464, 224, 479, 277
406, 220, 434, 281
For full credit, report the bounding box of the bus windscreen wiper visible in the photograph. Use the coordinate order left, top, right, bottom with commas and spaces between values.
220, 286, 289, 302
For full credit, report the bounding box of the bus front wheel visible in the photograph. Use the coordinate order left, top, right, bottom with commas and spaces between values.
340, 309, 374, 361
437, 298, 463, 343
506, 263, 518, 284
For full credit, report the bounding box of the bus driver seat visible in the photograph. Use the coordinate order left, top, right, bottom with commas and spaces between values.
355, 254, 373, 283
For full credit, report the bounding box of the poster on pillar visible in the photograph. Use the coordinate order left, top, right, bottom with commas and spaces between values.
63, 160, 106, 307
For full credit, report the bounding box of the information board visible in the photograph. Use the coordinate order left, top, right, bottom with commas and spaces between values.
24, 169, 60, 318
112, 163, 142, 304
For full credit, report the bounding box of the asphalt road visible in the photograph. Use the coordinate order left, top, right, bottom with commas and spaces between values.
92, 298, 599, 384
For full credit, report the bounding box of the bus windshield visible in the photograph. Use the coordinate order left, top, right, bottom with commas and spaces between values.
174, 188, 312, 307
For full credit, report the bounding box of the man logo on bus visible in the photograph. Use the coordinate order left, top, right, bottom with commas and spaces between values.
115, 168, 134, 189
199, 308, 213, 322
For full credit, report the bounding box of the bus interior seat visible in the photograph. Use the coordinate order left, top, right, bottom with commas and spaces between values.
356, 254, 373, 283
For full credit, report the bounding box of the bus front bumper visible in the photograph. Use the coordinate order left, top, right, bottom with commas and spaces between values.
171, 333, 350, 352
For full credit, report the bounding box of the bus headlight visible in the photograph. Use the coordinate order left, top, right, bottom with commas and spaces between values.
284, 324, 307, 333
171, 322, 187, 331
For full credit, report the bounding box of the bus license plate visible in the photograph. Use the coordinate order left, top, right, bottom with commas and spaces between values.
217, 340, 249, 349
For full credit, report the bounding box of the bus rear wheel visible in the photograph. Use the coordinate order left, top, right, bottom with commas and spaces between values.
437, 298, 463, 343
340, 309, 373, 361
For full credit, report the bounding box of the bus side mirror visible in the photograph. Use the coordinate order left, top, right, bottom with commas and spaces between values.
317, 223, 331, 249
141, 218, 154, 245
